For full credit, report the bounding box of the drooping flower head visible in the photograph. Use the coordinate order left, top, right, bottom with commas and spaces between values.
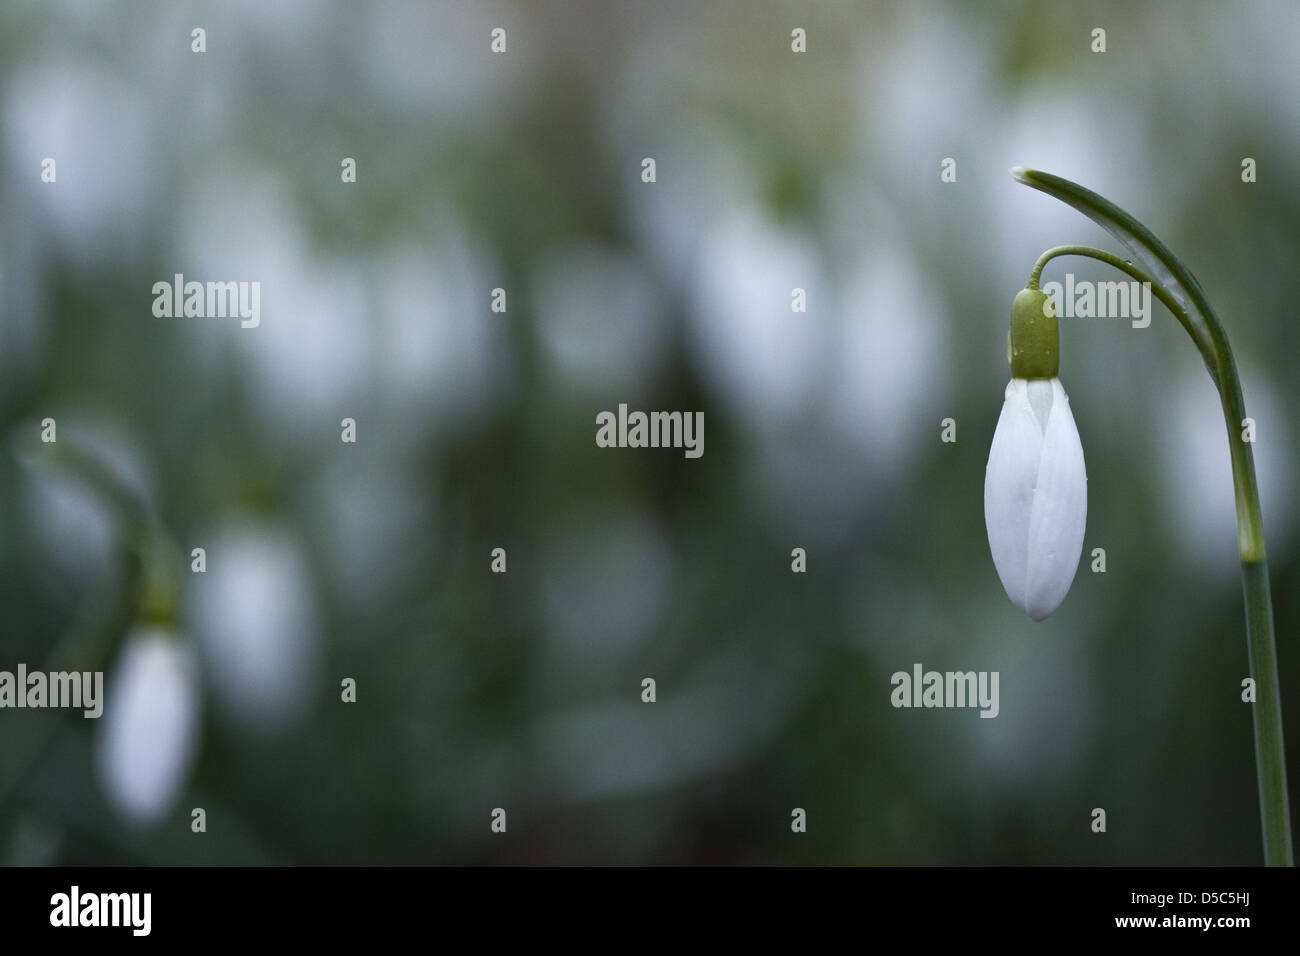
984, 288, 1087, 620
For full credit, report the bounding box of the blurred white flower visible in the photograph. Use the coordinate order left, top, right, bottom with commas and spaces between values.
361, 0, 536, 126
188, 523, 321, 736
985, 378, 1088, 621
687, 210, 829, 427
96, 628, 201, 827
176, 168, 372, 439
828, 247, 948, 477
4, 60, 156, 262
375, 232, 509, 432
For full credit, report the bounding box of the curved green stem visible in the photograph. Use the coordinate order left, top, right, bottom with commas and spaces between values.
1028, 245, 1207, 355
1017, 171, 1292, 866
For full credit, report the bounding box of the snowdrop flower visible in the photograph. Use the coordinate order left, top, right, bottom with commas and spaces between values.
188, 522, 320, 736
96, 628, 201, 826
1005, 167, 1289, 863
984, 288, 1087, 620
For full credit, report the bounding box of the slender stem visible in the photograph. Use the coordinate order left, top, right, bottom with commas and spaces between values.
1031, 244, 1292, 866
1028, 245, 1207, 355
1242, 562, 1291, 865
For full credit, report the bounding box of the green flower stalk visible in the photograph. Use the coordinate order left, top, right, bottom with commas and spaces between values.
999, 168, 1292, 865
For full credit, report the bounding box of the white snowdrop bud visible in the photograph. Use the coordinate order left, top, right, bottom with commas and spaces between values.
985, 287, 1087, 620
984, 377, 1088, 620
96, 628, 201, 826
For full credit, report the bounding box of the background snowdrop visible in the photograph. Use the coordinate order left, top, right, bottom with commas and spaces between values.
96, 629, 201, 827
188, 522, 321, 737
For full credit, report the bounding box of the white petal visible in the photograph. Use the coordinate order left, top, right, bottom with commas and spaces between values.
1022, 379, 1088, 620
985, 378, 1088, 620
1025, 378, 1054, 433
96, 629, 201, 826
984, 380, 1043, 609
